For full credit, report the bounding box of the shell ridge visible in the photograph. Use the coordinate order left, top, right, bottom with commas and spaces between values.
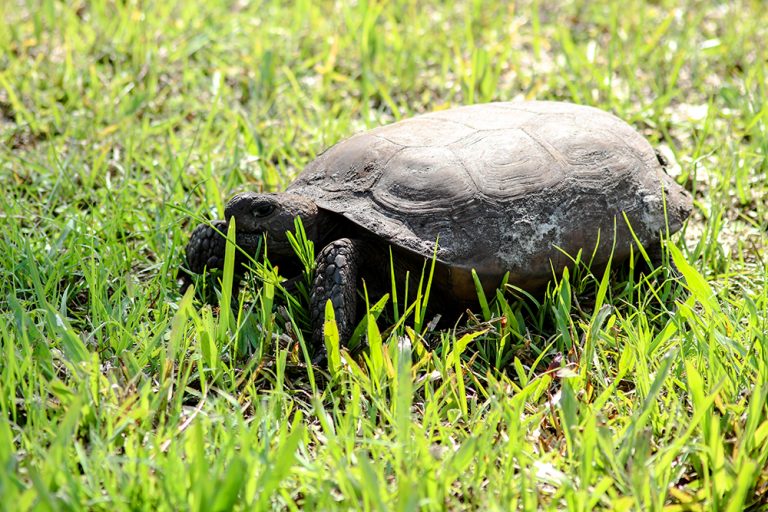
448, 146, 482, 193
519, 126, 570, 167
371, 133, 412, 147
371, 133, 406, 147
423, 115, 482, 132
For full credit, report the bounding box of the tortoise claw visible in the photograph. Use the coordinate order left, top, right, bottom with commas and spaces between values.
311, 348, 328, 368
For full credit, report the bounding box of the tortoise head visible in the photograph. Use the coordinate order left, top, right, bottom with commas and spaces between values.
225, 192, 320, 259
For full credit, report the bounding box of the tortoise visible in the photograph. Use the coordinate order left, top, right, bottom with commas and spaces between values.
184, 101, 692, 352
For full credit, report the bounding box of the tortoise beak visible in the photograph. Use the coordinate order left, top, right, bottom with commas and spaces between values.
234, 230, 264, 254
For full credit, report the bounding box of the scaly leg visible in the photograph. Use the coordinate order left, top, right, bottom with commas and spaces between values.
309, 238, 363, 360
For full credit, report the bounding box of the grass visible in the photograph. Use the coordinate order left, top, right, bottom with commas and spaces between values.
1, 0, 767, 509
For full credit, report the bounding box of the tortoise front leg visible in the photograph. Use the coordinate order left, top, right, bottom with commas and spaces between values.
180, 220, 241, 300
309, 238, 363, 359
185, 220, 229, 274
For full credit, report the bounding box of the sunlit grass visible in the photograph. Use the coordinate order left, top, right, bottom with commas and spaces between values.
1, 0, 767, 509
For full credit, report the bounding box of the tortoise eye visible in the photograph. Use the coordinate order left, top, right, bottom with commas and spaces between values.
252, 203, 276, 217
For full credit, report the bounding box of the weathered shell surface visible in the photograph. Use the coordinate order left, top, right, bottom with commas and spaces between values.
288, 101, 692, 288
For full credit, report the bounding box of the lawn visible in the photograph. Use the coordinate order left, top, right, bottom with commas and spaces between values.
1, 0, 767, 510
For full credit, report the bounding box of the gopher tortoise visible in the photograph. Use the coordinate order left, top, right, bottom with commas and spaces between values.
184, 101, 692, 351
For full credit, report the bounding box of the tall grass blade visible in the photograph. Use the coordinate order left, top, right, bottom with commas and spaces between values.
324, 300, 342, 377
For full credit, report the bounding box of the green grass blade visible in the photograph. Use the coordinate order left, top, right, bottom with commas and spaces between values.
324, 300, 342, 378
471, 269, 491, 322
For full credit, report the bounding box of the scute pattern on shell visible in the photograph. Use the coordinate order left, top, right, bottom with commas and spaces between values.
288, 101, 692, 286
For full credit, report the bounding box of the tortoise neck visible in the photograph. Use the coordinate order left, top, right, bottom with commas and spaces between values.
314, 210, 359, 248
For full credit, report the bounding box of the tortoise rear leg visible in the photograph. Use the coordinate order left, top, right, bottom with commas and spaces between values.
309, 238, 364, 362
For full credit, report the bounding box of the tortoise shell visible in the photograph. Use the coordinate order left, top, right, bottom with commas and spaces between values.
287, 101, 692, 291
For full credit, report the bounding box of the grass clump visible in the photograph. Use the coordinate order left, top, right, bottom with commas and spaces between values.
1, 0, 767, 509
